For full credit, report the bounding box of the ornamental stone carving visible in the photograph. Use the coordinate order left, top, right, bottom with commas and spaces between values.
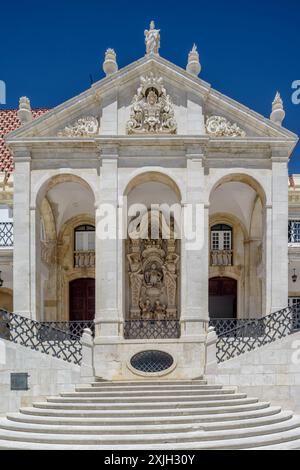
206, 115, 246, 137
58, 116, 99, 137
127, 74, 177, 134
144, 21, 160, 55
127, 211, 179, 321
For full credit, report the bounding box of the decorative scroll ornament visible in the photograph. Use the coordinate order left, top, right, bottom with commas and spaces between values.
206, 116, 246, 137
127, 74, 177, 134
58, 116, 99, 137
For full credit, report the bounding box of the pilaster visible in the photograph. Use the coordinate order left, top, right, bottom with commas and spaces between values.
95, 147, 121, 338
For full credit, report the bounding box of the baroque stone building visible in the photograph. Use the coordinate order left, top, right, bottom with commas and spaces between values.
0, 23, 299, 382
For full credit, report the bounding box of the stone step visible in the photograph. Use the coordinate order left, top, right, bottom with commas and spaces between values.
77, 383, 216, 393
0, 430, 300, 450
37, 396, 256, 410
1, 411, 292, 435
57, 389, 238, 401
1, 426, 300, 450
75, 385, 226, 394
91, 379, 207, 387
0, 416, 298, 446
7, 405, 282, 427
20, 401, 270, 418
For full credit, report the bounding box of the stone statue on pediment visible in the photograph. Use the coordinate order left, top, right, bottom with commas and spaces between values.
144, 21, 160, 55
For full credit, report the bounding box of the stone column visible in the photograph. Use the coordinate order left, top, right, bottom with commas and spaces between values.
94, 150, 121, 338
264, 205, 272, 315
181, 148, 209, 337
270, 155, 289, 312
13, 151, 32, 318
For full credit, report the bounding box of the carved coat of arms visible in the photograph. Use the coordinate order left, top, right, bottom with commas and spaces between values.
127, 74, 177, 135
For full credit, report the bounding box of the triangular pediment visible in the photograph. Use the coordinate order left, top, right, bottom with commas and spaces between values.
6, 54, 298, 143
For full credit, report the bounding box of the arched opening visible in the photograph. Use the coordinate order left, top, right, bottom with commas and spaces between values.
124, 172, 181, 338
209, 174, 265, 319
35, 174, 95, 322
209, 277, 237, 319
69, 278, 95, 322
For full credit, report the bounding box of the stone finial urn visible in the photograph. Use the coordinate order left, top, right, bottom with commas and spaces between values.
186, 44, 201, 76
270, 92, 285, 126
103, 48, 118, 76
17, 97, 33, 124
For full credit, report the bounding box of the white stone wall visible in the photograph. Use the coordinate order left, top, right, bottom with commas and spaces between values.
0, 339, 80, 415
207, 332, 300, 412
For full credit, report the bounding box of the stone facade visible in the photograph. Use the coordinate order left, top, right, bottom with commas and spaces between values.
0, 25, 298, 381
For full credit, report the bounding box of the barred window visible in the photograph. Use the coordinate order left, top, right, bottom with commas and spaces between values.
288, 220, 300, 243
0, 222, 13, 247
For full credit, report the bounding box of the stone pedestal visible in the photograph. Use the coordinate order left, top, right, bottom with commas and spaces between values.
93, 336, 207, 381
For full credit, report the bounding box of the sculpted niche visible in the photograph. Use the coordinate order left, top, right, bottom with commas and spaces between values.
127, 211, 180, 321
127, 74, 177, 135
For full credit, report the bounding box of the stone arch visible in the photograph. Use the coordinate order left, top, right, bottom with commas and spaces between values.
123, 169, 183, 201
35, 173, 96, 208
209, 173, 267, 206
210, 213, 248, 240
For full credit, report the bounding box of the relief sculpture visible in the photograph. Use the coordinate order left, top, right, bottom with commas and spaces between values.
127, 211, 180, 321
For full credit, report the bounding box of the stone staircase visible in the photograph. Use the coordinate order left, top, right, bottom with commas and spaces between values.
0, 378, 300, 450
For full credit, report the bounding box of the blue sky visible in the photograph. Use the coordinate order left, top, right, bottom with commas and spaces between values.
1, 0, 299, 172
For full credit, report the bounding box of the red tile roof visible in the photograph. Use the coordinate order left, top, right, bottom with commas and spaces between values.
0, 108, 49, 179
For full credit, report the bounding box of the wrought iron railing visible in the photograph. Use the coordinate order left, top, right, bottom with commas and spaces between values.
0, 222, 13, 247
40, 320, 95, 338
74, 250, 95, 269
210, 250, 233, 266
216, 307, 296, 363
210, 318, 255, 336
124, 320, 181, 340
0, 310, 82, 365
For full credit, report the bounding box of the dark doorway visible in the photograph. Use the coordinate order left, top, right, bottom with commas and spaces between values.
69, 278, 95, 321
209, 277, 237, 319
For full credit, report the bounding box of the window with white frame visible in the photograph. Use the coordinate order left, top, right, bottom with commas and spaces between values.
288, 220, 300, 243
74, 225, 95, 252
211, 224, 233, 251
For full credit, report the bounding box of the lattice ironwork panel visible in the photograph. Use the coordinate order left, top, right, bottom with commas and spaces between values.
40, 321, 95, 338
124, 320, 181, 340
216, 307, 295, 363
131, 350, 174, 373
0, 222, 13, 247
210, 319, 256, 336
0, 310, 82, 365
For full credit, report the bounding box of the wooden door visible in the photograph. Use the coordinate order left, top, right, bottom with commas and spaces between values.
69, 278, 95, 321
209, 277, 237, 319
